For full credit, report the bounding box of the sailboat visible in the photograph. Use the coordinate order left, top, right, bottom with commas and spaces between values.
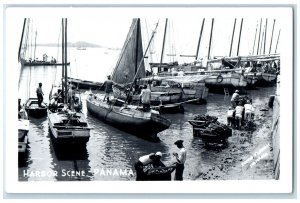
48, 18, 91, 145
134, 19, 209, 104
18, 18, 70, 67
86, 18, 171, 140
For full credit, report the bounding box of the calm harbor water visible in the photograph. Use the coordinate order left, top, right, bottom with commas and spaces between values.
18, 47, 276, 181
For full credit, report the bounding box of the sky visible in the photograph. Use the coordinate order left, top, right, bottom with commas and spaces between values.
6, 7, 286, 65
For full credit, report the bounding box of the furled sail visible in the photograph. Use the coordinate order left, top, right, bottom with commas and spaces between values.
112, 18, 145, 84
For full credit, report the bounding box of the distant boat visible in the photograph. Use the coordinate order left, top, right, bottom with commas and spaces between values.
21, 58, 70, 66
25, 98, 47, 118
77, 47, 86, 50
48, 18, 91, 146
87, 18, 171, 140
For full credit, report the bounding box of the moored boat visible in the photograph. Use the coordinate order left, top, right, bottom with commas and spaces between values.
67, 77, 104, 90
48, 18, 91, 146
18, 119, 29, 153
204, 70, 248, 94
48, 108, 91, 145
86, 94, 170, 140
25, 98, 47, 118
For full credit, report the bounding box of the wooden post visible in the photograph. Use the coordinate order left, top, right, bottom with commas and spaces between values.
229, 18, 236, 57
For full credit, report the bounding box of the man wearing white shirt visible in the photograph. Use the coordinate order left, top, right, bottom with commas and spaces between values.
173, 140, 187, 181
244, 100, 254, 121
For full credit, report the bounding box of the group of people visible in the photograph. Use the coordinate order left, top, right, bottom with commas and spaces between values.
135, 139, 187, 181
37, 81, 82, 113
227, 90, 255, 129
103, 75, 152, 112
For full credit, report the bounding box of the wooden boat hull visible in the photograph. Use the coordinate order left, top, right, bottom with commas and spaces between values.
48, 110, 90, 145
67, 77, 104, 90
86, 96, 171, 139
25, 98, 47, 118
113, 86, 182, 105
204, 72, 247, 94
23, 60, 70, 66
18, 119, 29, 153
255, 72, 277, 86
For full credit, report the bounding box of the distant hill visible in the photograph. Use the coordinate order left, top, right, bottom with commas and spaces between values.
36, 41, 102, 48
34, 41, 121, 50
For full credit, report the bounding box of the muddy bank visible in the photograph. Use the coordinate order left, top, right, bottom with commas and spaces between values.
190, 100, 275, 180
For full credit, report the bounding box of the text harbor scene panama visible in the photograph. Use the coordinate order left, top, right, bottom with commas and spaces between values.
16, 16, 281, 181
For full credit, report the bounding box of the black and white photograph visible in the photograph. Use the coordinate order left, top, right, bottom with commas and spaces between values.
2, 3, 294, 196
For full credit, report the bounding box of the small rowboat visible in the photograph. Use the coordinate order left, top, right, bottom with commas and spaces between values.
25, 98, 47, 118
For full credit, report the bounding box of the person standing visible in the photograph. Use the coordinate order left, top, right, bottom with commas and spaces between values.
244, 100, 254, 121
67, 85, 76, 110
140, 85, 151, 112
36, 82, 44, 107
227, 106, 236, 128
231, 90, 240, 108
173, 140, 187, 181
235, 101, 245, 130
103, 75, 115, 103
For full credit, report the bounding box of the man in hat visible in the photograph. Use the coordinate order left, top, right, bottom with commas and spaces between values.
134, 152, 162, 181
231, 89, 240, 108
173, 140, 187, 181
36, 82, 44, 107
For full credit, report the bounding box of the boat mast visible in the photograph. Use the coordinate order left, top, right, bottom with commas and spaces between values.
263, 18, 268, 54
64, 18, 68, 104
207, 18, 214, 68
252, 21, 258, 55
229, 18, 236, 57
269, 19, 276, 54
236, 18, 243, 56
34, 31, 37, 61
195, 18, 205, 60
256, 18, 262, 55
18, 18, 27, 62
259, 22, 265, 55
275, 29, 281, 53
159, 18, 168, 72
125, 22, 159, 103
61, 19, 65, 102
134, 19, 140, 74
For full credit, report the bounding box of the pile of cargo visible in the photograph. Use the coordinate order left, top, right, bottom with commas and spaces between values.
189, 114, 232, 144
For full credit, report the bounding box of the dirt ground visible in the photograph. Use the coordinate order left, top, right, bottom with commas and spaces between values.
193, 103, 275, 180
